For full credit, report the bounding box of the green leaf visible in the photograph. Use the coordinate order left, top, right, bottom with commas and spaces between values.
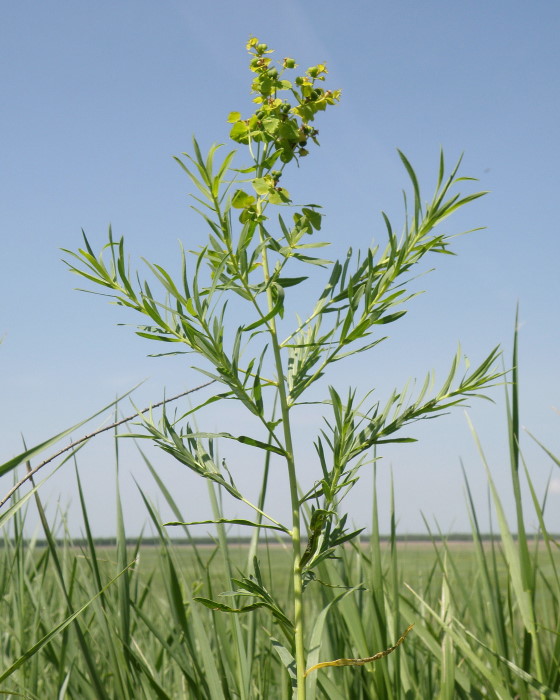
243, 283, 285, 332
302, 207, 322, 230
268, 187, 290, 204
270, 637, 297, 686
194, 597, 265, 614
165, 518, 289, 533
227, 111, 241, 123
291, 253, 332, 266
262, 116, 280, 134
276, 276, 308, 288
229, 121, 249, 141
185, 430, 286, 457
398, 149, 421, 217
231, 189, 256, 209
252, 177, 270, 195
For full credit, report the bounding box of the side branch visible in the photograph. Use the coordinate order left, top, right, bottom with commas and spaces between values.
0, 380, 216, 509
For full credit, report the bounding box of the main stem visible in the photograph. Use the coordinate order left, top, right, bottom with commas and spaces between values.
258, 225, 306, 699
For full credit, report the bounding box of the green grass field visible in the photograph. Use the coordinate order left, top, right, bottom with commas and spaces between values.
1, 337, 559, 698
1, 527, 559, 699
112, 538, 552, 605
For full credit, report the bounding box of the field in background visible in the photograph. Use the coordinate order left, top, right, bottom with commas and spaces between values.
2, 524, 559, 699
1, 348, 559, 698
125, 537, 560, 602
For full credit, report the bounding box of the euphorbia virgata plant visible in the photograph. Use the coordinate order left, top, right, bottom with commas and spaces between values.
64, 37, 501, 698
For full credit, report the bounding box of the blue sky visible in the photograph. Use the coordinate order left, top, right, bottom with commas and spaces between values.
1, 1, 559, 537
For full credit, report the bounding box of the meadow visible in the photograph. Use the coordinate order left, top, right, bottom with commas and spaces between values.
1, 391, 559, 699
2, 37, 559, 700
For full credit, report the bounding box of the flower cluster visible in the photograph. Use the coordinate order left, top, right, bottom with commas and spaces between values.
228, 37, 341, 165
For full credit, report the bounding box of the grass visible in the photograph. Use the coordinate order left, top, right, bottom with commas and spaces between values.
1, 338, 559, 699
10, 538, 513, 613
1, 534, 559, 699
83, 538, 549, 607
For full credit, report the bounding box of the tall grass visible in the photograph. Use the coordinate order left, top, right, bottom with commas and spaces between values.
1, 329, 559, 698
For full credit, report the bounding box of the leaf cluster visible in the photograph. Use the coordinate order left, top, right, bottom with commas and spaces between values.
195, 557, 293, 640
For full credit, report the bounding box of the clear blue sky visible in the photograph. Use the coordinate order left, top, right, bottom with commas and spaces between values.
1, 1, 559, 537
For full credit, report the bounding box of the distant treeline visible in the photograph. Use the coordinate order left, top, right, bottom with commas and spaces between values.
2, 533, 556, 548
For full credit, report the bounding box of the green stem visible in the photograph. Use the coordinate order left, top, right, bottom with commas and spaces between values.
257, 215, 306, 699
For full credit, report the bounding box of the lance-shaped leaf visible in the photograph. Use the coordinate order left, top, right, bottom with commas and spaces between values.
165, 518, 289, 534
243, 282, 285, 331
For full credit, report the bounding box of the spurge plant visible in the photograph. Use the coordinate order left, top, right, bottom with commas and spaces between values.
64, 37, 501, 698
